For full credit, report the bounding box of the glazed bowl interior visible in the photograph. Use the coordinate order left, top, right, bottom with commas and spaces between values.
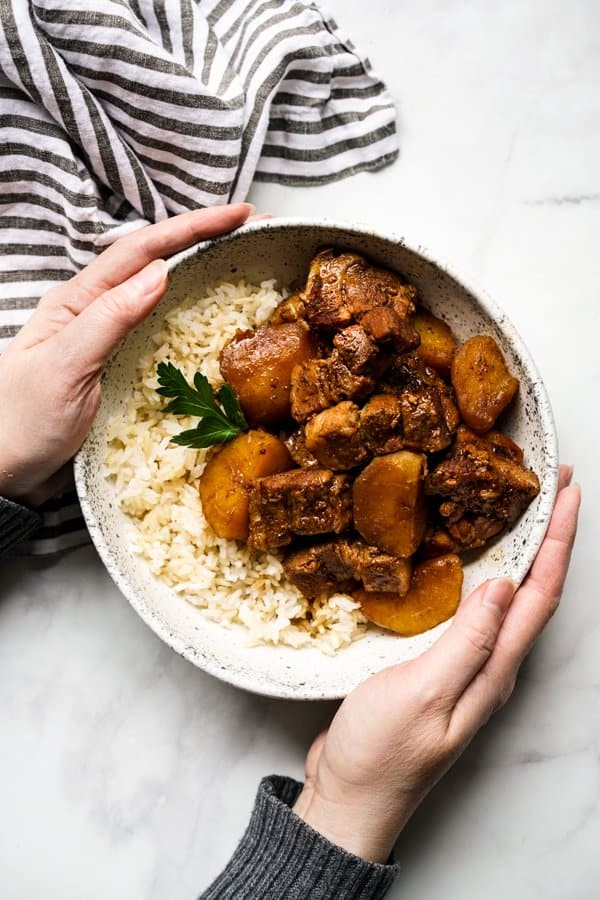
74, 219, 558, 700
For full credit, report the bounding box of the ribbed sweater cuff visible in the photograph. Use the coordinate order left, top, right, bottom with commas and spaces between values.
199, 775, 398, 900
0, 496, 42, 559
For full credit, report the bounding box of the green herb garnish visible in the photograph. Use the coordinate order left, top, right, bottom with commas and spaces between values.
156, 362, 247, 448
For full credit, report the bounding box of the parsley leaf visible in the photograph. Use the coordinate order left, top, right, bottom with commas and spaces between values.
156, 361, 247, 448
217, 383, 248, 430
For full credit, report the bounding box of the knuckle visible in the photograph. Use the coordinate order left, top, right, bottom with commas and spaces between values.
111, 230, 136, 252
462, 621, 497, 657
122, 227, 152, 257
496, 677, 516, 711
38, 284, 65, 308
416, 675, 447, 714
101, 284, 139, 327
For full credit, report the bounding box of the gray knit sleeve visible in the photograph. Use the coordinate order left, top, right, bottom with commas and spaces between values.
199, 775, 398, 900
0, 496, 42, 558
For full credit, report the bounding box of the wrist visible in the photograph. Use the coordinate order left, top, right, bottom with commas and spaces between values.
0, 453, 37, 504
293, 782, 399, 864
0, 454, 66, 508
0, 457, 28, 503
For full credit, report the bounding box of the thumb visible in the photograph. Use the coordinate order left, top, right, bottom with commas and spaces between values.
60, 258, 168, 370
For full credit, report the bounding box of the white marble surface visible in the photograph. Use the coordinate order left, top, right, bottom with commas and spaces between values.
1, 1, 598, 897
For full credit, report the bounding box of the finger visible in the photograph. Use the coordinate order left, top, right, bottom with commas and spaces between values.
507, 483, 581, 650
40, 203, 254, 320
246, 213, 273, 222
415, 577, 516, 707
56, 257, 168, 372
63, 203, 254, 310
557, 463, 574, 491
450, 483, 581, 737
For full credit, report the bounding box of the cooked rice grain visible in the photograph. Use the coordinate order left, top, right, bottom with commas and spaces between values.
103, 280, 367, 654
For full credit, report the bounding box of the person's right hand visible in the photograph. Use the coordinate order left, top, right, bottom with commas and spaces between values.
294, 465, 580, 863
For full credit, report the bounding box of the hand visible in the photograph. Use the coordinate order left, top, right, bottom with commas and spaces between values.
0, 203, 255, 506
295, 466, 580, 863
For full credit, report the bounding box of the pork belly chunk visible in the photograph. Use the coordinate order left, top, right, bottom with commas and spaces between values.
400, 387, 454, 453
359, 394, 404, 455
285, 429, 319, 468
270, 290, 306, 325
282, 538, 412, 599
289, 359, 332, 422
302, 248, 419, 352
282, 540, 355, 598
426, 426, 540, 549
360, 305, 419, 352
304, 401, 369, 470
290, 355, 374, 422
327, 354, 376, 406
386, 352, 460, 451
445, 513, 505, 551
358, 358, 457, 455
353, 543, 412, 594
332, 324, 386, 375
248, 468, 352, 551
344, 256, 418, 321
302, 248, 363, 329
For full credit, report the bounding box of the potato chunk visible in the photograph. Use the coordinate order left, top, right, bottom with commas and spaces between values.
413, 309, 457, 375
199, 430, 292, 540
220, 323, 319, 425
451, 335, 519, 433
352, 451, 427, 557
355, 554, 463, 636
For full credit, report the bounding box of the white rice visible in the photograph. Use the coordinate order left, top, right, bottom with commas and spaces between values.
103, 279, 367, 654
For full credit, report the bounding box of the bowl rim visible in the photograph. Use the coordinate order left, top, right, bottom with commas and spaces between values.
74, 216, 559, 700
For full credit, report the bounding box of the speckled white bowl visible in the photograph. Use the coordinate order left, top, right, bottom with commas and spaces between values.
74, 219, 558, 700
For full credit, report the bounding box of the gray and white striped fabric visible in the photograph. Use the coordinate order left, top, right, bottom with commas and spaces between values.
0, 0, 398, 555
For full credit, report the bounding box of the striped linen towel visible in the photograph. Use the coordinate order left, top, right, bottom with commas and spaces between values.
0, 0, 398, 556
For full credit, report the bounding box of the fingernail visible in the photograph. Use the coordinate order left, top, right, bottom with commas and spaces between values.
132, 258, 167, 294
564, 465, 574, 485
482, 578, 516, 613
241, 202, 256, 215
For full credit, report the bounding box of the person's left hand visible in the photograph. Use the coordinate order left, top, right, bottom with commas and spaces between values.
0, 203, 255, 506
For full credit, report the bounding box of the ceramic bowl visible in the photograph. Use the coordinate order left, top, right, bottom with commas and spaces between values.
74, 219, 558, 700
